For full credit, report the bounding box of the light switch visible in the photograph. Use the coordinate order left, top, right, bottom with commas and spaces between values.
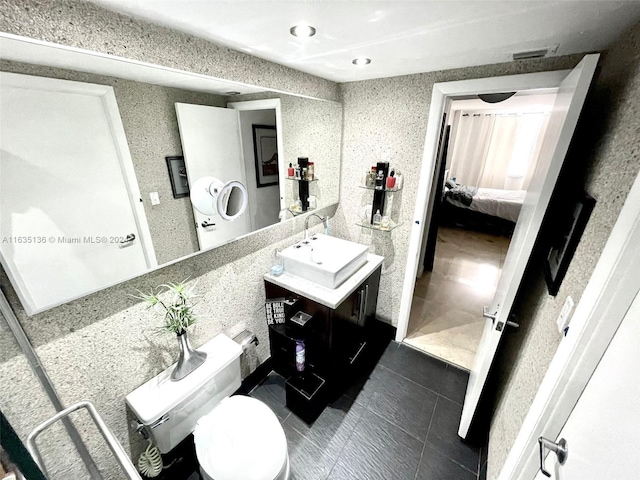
150, 192, 160, 205
557, 296, 575, 335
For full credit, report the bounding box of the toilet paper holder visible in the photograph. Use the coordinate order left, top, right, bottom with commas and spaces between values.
233, 330, 259, 352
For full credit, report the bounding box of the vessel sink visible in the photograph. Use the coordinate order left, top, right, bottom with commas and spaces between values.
279, 234, 369, 289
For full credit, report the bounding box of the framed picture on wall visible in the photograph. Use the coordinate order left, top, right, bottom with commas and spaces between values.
165, 156, 190, 198
543, 192, 596, 296
252, 124, 278, 187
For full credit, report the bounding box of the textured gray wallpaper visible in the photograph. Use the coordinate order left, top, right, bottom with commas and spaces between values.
0, 203, 337, 477
3, 0, 636, 477
334, 54, 584, 325
0, 0, 342, 475
488, 22, 640, 479
0, 313, 90, 478
0, 0, 339, 102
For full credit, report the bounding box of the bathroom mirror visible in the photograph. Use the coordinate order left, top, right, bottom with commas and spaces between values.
0, 34, 342, 315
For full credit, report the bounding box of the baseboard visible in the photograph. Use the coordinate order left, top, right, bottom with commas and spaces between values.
368, 317, 397, 345
235, 358, 274, 395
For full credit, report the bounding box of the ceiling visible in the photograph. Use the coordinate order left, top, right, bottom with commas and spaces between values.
89, 1, 640, 83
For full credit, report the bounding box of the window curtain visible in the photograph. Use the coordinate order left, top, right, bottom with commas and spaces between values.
447, 110, 550, 190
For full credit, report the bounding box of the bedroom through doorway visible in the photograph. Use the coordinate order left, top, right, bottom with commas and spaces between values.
406, 89, 558, 369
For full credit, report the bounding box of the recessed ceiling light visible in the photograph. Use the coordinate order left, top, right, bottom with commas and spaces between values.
352, 57, 371, 66
290, 25, 316, 37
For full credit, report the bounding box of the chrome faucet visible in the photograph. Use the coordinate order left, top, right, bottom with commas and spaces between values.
304, 213, 327, 239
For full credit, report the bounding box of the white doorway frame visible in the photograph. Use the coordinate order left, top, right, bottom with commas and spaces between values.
498, 170, 640, 479
227, 98, 286, 212
396, 69, 571, 342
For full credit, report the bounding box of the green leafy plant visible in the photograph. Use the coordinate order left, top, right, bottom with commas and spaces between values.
134, 280, 199, 335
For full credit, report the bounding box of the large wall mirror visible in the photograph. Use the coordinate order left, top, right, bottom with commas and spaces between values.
0, 34, 342, 315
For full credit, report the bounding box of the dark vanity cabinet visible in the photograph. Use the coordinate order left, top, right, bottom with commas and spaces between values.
265, 265, 381, 422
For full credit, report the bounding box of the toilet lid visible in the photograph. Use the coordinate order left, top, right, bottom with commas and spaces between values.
194, 395, 287, 480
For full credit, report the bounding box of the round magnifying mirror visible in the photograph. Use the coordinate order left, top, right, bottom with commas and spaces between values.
191, 177, 248, 221
217, 180, 248, 221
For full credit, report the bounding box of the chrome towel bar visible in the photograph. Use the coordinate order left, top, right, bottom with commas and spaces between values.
27, 401, 141, 479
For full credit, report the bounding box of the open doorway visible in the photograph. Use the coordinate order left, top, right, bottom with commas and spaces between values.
406, 90, 558, 369
394, 56, 598, 438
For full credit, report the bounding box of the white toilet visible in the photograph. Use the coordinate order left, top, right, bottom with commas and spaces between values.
126, 333, 289, 480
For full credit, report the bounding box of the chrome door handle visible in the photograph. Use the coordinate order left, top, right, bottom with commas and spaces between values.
483, 306, 497, 321
118, 233, 136, 248
538, 437, 568, 477
362, 284, 369, 324
353, 289, 362, 322
358, 288, 365, 325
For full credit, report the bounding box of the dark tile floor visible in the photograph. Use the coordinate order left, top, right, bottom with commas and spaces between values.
250, 341, 487, 480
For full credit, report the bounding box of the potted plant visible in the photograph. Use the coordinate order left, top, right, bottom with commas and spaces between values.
135, 280, 207, 381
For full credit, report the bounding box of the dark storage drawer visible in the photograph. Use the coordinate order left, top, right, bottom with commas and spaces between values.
285, 370, 328, 425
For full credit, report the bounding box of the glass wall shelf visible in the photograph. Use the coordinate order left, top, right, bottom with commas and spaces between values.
358, 184, 402, 192
355, 220, 401, 232
286, 177, 319, 182
286, 207, 316, 216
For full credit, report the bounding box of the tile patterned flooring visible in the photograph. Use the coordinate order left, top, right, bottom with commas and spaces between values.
251, 342, 487, 480
406, 226, 510, 370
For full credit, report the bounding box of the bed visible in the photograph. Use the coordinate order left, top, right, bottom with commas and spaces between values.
442, 181, 526, 229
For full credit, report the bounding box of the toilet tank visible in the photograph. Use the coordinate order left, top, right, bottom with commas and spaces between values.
126, 333, 242, 453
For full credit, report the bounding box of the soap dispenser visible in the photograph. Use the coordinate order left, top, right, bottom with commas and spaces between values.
270, 250, 284, 276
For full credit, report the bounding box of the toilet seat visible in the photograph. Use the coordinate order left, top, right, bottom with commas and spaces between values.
194, 395, 289, 480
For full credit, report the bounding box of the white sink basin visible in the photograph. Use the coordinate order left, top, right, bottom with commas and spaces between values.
279, 234, 369, 289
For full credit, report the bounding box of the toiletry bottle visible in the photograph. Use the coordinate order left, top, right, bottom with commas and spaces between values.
288, 163, 294, 177
295, 340, 305, 372
308, 162, 314, 180
294, 165, 301, 179
302, 167, 308, 180
395, 169, 403, 189
367, 167, 376, 187
386, 170, 396, 189
373, 209, 382, 226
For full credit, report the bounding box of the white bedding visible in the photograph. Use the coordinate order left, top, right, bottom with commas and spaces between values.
446, 187, 526, 223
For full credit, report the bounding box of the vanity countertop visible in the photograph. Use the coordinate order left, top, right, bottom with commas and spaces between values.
264, 253, 383, 309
